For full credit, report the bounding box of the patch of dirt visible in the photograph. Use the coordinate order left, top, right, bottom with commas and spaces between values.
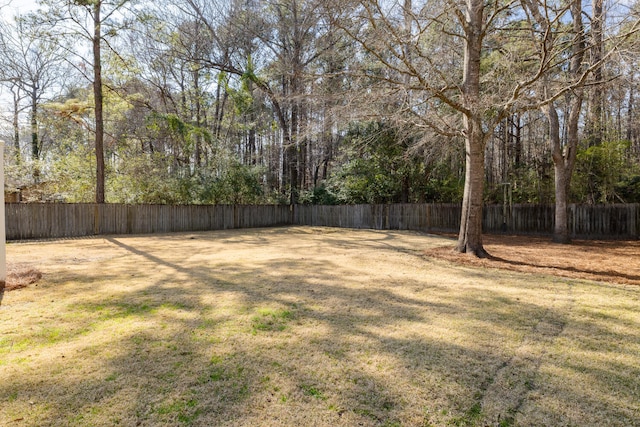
425, 234, 640, 286
2, 263, 43, 291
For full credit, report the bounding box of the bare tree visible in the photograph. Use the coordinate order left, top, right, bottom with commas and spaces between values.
587, 0, 605, 146
33, 0, 136, 203
525, 0, 640, 241
172, 0, 341, 204
338, 0, 640, 254
527, 0, 585, 243
339, 0, 534, 256
0, 15, 65, 178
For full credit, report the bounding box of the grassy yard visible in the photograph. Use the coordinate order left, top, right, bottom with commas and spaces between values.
1, 227, 639, 426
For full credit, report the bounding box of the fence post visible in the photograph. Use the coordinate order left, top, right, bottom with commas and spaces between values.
93, 204, 100, 235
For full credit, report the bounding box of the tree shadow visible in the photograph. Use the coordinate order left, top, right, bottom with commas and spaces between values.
1, 228, 639, 426
487, 254, 640, 283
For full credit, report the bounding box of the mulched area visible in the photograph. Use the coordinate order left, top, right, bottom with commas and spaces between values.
2, 264, 43, 291
425, 234, 640, 286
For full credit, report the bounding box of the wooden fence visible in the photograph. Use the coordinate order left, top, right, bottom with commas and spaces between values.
5, 202, 639, 240
295, 203, 639, 239
294, 204, 461, 233
5, 204, 292, 240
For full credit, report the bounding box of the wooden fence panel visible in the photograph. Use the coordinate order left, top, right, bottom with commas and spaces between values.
569, 203, 639, 239
484, 204, 555, 234
5, 203, 638, 240
294, 203, 638, 239
5, 203, 292, 240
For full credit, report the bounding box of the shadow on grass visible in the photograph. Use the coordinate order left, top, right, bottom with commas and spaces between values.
2, 228, 639, 426
487, 254, 640, 283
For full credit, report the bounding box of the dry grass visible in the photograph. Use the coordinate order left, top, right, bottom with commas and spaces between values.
1, 227, 638, 426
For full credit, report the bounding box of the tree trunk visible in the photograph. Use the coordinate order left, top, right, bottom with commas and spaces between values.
456, 0, 487, 257
550, 0, 583, 242
30, 89, 38, 161
30, 87, 40, 182
93, 1, 105, 204
12, 89, 20, 164
587, 0, 604, 146
627, 82, 635, 144
553, 166, 570, 243
513, 113, 521, 168
289, 76, 300, 206
194, 67, 202, 168
457, 116, 488, 257
547, 104, 571, 243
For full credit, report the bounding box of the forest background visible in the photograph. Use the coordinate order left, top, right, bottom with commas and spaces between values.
1, 0, 639, 213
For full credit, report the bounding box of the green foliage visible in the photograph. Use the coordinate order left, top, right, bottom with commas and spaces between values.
322, 122, 465, 204
298, 185, 339, 205
423, 161, 464, 203
73, 0, 97, 6
326, 122, 430, 204
225, 82, 254, 116
108, 154, 264, 205
108, 153, 186, 204
573, 140, 638, 203
48, 144, 96, 202
219, 60, 258, 116
615, 175, 640, 203
484, 164, 555, 205
200, 161, 265, 205
146, 112, 212, 152
39, 91, 269, 205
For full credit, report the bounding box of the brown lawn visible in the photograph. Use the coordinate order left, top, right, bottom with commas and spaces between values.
1, 227, 639, 426
5, 232, 638, 293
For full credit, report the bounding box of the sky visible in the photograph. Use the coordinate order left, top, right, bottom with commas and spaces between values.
0, 0, 46, 117
0, 0, 39, 20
